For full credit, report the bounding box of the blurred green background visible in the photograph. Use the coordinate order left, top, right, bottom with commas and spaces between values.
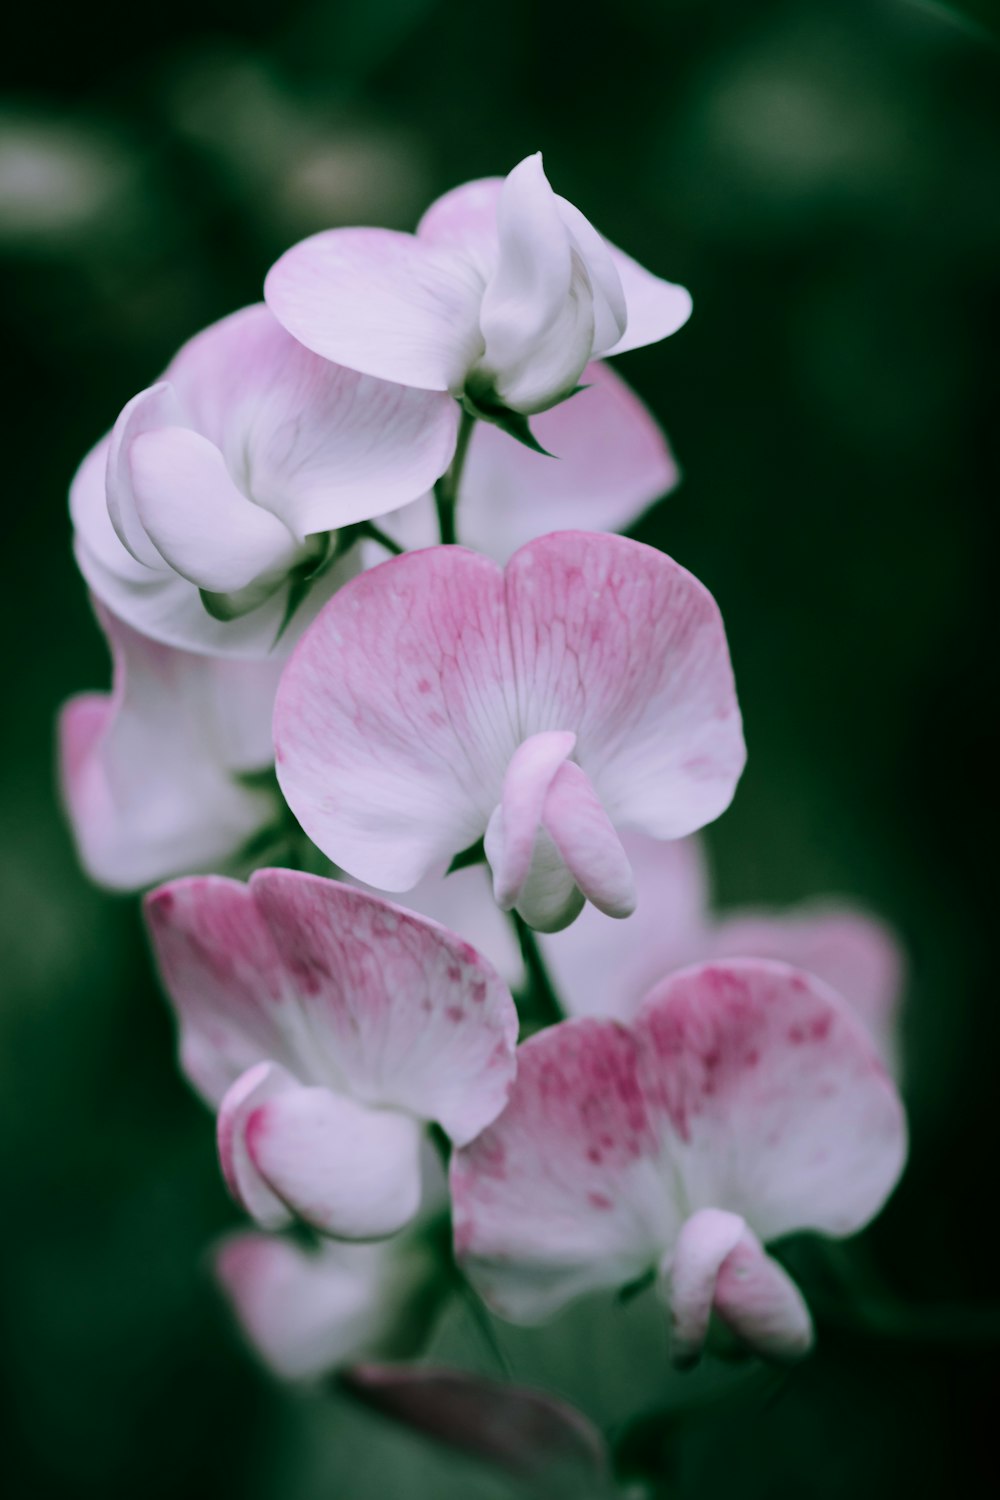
1, 0, 996, 1494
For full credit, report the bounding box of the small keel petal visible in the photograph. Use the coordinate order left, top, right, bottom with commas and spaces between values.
542, 760, 636, 919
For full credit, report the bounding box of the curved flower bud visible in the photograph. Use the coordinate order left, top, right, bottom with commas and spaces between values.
540, 832, 905, 1069
266, 152, 691, 417
379, 361, 679, 563
71, 304, 459, 657
58, 598, 281, 891
274, 532, 746, 932
145, 870, 518, 1239
451, 960, 906, 1364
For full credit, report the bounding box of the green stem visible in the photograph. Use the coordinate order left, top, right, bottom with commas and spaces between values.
359, 520, 405, 556
434, 408, 476, 545
511, 911, 564, 1027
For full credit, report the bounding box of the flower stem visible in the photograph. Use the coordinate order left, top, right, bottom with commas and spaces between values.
434, 407, 476, 546
359, 520, 405, 556
511, 911, 563, 1028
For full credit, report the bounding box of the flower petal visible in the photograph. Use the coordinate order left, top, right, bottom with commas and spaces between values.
106, 383, 185, 567
606, 243, 693, 354
214, 1233, 408, 1381
484, 730, 576, 908
217, 1061, 297, 1231
505, 532, 746, 838
245, 1083, 424, 1239
542, 760, 636, 919
540, 834, 711, 1020
379, 863, 525, 994
417, 176, 503, 276
274, 547, 517, 890
146, 869, 519, 1144
634, 960, 907, 1241
554, 195, 627, 354
129, 426, 301, 592
59, 601, 279, 893
661, 1207, 746, 1369
265, 227, 484, 391
451, 1019, 676, 1323
709, 906, 905, 1073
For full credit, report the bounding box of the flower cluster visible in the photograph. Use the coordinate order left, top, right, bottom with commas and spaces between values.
60, 153, 906, 1446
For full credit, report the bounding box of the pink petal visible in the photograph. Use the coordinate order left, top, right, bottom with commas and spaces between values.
145, 869, 519, 1144
709, 906, 905, 1072
59, 601, 279, 892
711, 1225, 813, 1362
265, 227, 484, 391
245, 1083, 424, 1239
274, 547, 517, 890
276, 535, 744, 901
634, 960, 907, 1241
542, 759, 636, 919
215, 1233, 410, 1381
417, 176, 503, 271
453, 362, 678, 562
451, 1018, 676, 1323
129, 426, 301, 593
484, 730, 576, 908
607, 243, 693, 354
662, 1207, 746, 1368
217, 1061, 297, 1230
504, 532, 746, 838
540, 833, 711, 1020
106, 383, 185, 568
664, 1209, 812, 1367
379, 863, 525, 994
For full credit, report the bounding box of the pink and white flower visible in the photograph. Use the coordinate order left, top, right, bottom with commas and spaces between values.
266, 153, 691, 418
71, 304, 459, 657
541, 832, 905, 1069
379, 361, 679, 562
274, 532, 746, 933
59, 599, 281, 891
145, 870, 518, 1239
451, 960, 906, 1363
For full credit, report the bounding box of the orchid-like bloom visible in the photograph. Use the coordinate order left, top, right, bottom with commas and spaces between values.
380, 361, 678, 562
452, 960, 907, 1366
70, 304, 459, 657
541, 833, 905, 1070
59, 599, 281, 891
266, 152, 691, 419
145, 870, 518, 1240
274, 532, 746, 933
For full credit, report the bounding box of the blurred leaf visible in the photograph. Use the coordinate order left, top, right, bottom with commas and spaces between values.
340, 1364, 616, 1498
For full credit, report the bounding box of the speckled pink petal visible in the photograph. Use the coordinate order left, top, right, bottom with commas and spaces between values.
265, 227, 484, 391
146, 869, 519, 1144
274, 547, 517, 890
451, 1019, 678, 1323
59, 601, 280, 893
244, 1084, 424, 1239
634, 960, 907, 1242
540, 834, 711, 1020
542, 760, 636, 919
662, 1207, 746, 1368
709, 907, 905, 1073
505, 532, 746, 839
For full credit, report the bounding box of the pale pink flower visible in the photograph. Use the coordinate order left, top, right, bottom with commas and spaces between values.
379, 360, 679, 562
145, 871, 518, 1240
266, 152, 691, 418
59, 599, 281, 891
541, 833, 905, 1070
70, 304, 459, 657
274, 532, 746, 933
451, 959, 906, 1364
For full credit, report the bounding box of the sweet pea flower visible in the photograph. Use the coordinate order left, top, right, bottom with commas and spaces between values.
451, 960, 907, 1365
379, 361, 678, 562
59, 599, 281, 891
265, 152, 692, 419
274, 532, 746, 933
71, 304, 459, 657
541, 833, 905, 1070
145, 870, 518, 1240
